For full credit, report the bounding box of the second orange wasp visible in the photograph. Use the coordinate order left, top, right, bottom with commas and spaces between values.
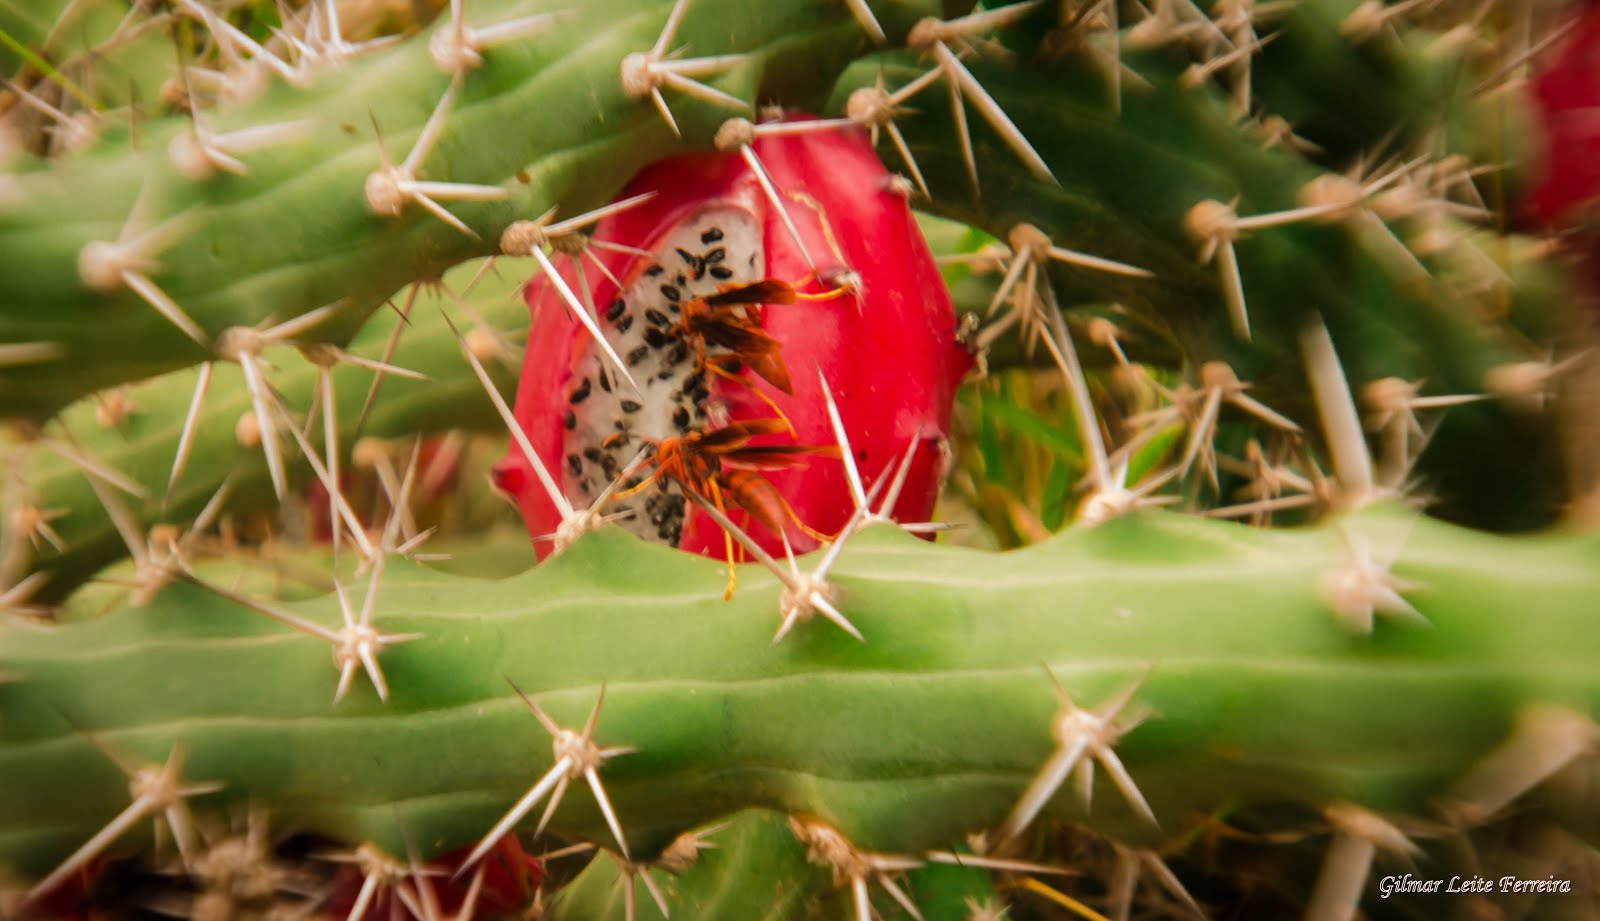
617, 418, 840, 598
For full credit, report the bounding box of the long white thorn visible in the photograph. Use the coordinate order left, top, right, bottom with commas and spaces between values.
876, 432, 922, 521
932, 42, 1055, 184
545, 192, 658, 237
319, 369, 340, 559
1047, 244, 1152, 278
166, 362, 213, 503
997, 736, 1090, 843
637, 865, 671, 917
440, 310, 573, 520
276, 404, 377, 561
355, 285, 420, 439
737, 143, 815, 269
683, 490, 796, 590
0, 342, 64, 366
946, 66, 977, 191
885, 123, 931, 199
402, 81, 456, 175
1041, 309, 1110, 492
1301, 321, 1374, 505
531, 248, 642, 394
816, 368, 866, 510
236, 352, 287, 500
460, 758, 570, 872
878, 873, 925, 921
188, 569, 341, 642
121, 270, 209, 347
651, 0, 692, 58
1216, 240, 1249, 340
586, 768, 631, 860
844, 0, 887, 43
47, 435, 147, 499
22, 794, 158, 908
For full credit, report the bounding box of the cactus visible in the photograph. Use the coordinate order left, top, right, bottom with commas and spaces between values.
3, 0, 1599, 919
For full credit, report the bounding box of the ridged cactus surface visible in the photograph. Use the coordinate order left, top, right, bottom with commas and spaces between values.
2, 0, 1598, 918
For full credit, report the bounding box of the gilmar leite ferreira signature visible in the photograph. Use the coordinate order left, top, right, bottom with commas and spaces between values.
1379, 874, 1576, 898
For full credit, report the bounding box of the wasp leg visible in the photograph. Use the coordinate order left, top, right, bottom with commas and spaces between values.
704, 356, 797, 437
708, 479, 739, 600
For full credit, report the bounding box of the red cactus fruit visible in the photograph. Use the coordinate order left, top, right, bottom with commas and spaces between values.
1524, 2, 1600, 296
1525, 2, 1600, 229
493, 116, 970, 562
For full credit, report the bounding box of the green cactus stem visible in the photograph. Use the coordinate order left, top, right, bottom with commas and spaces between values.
1, 264, 525, 605
0, 507, 1594, 889
0, 0, 941, 421
830, 44, 1575, 528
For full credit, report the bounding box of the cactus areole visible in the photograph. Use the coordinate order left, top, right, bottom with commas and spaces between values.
495, 118, 970, 560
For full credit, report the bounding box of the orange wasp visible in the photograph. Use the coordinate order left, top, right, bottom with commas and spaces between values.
616, 418, 840, 598
676, 276, 848, 399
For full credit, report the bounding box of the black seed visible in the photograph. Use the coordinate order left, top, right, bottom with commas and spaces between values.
567, 454, 582, 476
613, 420, 628, 432
569, 378, 592, 404
668, 301, 681, 313
651, 511, 668, 526
675, 274, 687, 287
675, 247, 696, 266
657, 368, 674, 380
645, 308, 670, 327
581, 478, 592, 492
563, 410, 576, 430
748, 253, 757, 267
607, 299, 626, 322
692, 259, 707, 281
646, 264, 664, 277
644, 327, 667, 348
722, 357, 743, 374
625, 477, 643, 490
673, 406, 690, 430
584, 447, 603, 463
621, 400, 643, 413
597, 369, 611, 392
616, 313, 635, 333
704, 247, 726, 264
701, 227, 724, 243
710, 266, 733, 280
601, 455, 619, 475
628, 345, 649, 366
667, 341, 688, 364
660, 285, 680, 302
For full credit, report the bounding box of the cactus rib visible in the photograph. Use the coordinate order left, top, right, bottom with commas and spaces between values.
0, 508, 1594, 881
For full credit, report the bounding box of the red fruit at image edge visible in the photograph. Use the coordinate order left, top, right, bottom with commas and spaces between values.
494, 117, 971, 560
1525, 2, 1600, 296
1525, 2, 1600, 227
